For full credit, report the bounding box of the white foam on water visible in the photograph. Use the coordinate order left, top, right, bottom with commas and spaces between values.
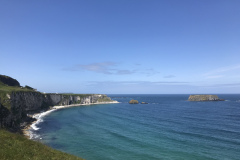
30, 109, 55, 131
27, 102, 119, 139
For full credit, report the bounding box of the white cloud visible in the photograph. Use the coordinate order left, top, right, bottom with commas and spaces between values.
203, 64, 240, 79
77, 62, 116, 74
204, 75, 224, 79
87, 80, 189, 86
164, 75, 176, 78
63, 62, 159, 76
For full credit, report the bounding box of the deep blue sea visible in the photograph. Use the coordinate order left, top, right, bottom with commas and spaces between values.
32, 94, 240, 160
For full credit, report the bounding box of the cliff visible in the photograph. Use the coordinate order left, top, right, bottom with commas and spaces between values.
0, 75, 115, 132
0, 92, 114, 132
188, 95, 224, 101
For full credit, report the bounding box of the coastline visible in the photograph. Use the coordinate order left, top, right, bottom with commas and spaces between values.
23, 100, 119, 139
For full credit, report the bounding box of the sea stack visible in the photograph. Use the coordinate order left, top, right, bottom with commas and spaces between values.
188, 95, 224, 101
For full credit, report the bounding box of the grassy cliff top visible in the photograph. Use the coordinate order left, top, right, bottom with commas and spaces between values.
0, 75, 36, 93
0, 129, 84, 160
0, 81, 36, 93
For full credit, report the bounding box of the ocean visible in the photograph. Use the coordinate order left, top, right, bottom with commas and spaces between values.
31, 94, 240, 160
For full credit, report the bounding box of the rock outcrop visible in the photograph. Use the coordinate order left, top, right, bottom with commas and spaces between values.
188, 95, 224, 101
129, 100, 139, 104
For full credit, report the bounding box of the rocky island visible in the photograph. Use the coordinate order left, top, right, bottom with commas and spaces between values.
188, 95, 224, 101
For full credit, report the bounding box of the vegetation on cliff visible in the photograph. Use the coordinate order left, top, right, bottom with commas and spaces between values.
0, 129, 84, 160
96, 94, 113, 102
0, 75, 36, 93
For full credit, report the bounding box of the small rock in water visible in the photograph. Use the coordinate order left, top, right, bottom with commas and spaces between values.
129, 100, 139, 104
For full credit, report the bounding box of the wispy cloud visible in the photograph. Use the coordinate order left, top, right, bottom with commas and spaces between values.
210, 82, 240, 87
205, 75, 224, 79
164, 75, 175, 78
79, 62, 116, 74
63, 62, 139, 75
140, 68, 160, 76
84, 80, 191, 94
153, 81, 189, 84
116, 70, 136, 75
86, 80, 189, 86
203, 64, 240, 79
63, 62, 159, 76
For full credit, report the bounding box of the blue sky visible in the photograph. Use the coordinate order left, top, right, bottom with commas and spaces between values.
1, 0, 240, 94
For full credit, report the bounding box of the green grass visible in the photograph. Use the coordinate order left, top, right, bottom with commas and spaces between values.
97, 95, 112, 102
0, 81, 36, 93
0, 92, 11, 110
0, 129, 84, 160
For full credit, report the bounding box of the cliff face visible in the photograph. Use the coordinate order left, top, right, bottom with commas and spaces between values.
0, 75, 115, 132
0, 92, 114, 131
188, 95, 224, 101
45, 94, 112, 106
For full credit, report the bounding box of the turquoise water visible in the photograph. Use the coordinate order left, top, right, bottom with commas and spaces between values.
33, 94, 240, 160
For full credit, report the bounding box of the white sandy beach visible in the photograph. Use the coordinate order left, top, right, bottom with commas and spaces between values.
23, 101, 119, 139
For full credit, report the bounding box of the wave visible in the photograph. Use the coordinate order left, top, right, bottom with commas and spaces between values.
31, 110, 55, 130
27, 109, 57, 139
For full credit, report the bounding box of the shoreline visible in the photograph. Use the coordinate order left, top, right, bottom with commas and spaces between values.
23, 101, 119, 139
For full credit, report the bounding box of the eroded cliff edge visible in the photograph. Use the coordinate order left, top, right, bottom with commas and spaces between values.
0, 75, 116, 132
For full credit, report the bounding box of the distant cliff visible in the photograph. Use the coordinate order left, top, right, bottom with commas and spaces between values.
0, 75, 116, 132
188, 95, 224, 101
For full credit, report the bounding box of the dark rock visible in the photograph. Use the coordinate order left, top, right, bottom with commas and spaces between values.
0, 75, 20, 87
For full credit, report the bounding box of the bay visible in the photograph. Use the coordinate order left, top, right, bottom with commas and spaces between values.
32, 94, 240, 160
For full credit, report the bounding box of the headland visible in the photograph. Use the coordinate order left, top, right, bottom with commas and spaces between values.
0, 74, 118, 137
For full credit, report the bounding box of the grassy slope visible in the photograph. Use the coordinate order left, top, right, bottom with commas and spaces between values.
0, 81, 35, 93
0, 130, 84, 160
